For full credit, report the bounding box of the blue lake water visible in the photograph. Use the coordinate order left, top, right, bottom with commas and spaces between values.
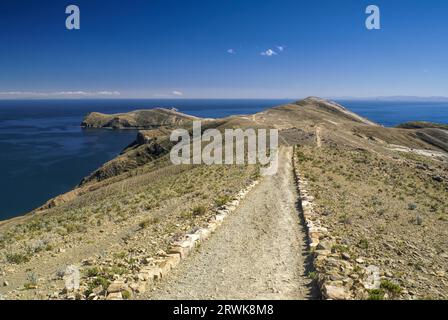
337, 100, 448, 127
0, 99, 447, 220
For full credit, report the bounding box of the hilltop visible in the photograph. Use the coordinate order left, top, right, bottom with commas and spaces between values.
0, 97, 447, 300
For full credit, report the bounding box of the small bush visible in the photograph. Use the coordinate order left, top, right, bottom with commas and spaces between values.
368, 289, 385, 300
139, 219, 151, 229
122, 290, 131, 300
107, 266, 127, 277
56, 268, 65, 279
192, 205, 207, 216
380, 280, 402, 297
139, 217, 160, 229
358, 239, 369, 250
113, 252, 127, 259
339, 214, 352, 225
6, 252, 30, 264
85, 267, 100, 278
90, 276, 110, 290
24, 272, 38, 290
332, 244, 349, 253
215, 195, 231, 207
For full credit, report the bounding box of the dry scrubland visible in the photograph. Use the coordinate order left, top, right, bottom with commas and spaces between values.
1, 97, 447, 300
295, 144, 448, 299
0, 153, 258, 299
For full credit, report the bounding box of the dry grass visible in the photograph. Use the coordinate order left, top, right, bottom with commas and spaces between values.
295, 144, 448, 299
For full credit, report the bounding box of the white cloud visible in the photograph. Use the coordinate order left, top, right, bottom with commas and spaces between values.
0, 91, 49, 97
0, 91, 121, 98
227, 49, 236, 55
276, 46, 285, 52
96, 91, 121, 96
172, 91, 184, 96
53, 91, 120, 96
261, 49, 277, 57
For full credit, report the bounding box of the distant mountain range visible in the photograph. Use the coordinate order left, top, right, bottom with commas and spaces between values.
330, 96, 448, 102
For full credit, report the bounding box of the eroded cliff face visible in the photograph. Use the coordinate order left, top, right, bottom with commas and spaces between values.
80, 129, 175, 185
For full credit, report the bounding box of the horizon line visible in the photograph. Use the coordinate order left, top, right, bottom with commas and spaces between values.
1, 95, 448, 101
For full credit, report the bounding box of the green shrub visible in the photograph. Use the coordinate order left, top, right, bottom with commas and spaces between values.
368, 289, 385, 300
122, 290, 131, 300
90, 276, 110, 290
192, 205, 207, 216
215, 195, 231, 207
85, 267, 100, 278
6, 252, 30, 264
380, 280, 402, 297
358, 239, 369, 250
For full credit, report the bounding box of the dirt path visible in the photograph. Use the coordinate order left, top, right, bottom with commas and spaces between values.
315, 127, 322, 148
144, 147, 317, 300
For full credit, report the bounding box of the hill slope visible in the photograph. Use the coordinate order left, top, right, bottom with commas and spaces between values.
1, 97, 447, 300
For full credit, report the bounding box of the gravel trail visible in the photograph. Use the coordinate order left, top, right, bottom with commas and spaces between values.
146, 147, 317, 300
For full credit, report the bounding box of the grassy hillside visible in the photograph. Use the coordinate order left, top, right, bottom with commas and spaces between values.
1, 97, 447, 300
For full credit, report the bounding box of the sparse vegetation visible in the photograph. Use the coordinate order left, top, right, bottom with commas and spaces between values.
215, 195, 231, 207
192, 205, 207, 216
368, 289, 385, 300
295, 142, 448, 300
6, 252, 30, 264
380, 280, 402, 297
122, 290, 131, 300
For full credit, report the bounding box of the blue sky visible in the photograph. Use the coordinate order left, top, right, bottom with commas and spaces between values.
0, 0, 447, 99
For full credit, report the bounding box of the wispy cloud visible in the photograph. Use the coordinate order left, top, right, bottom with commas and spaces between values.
260, 49, 277, 57
172, 91, 184, 96
276, 45, 285, 52
227, 49, 236, 55
0, 91, 121, 98
0, 91, 49, 97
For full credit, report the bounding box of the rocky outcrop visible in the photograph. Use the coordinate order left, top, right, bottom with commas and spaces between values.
81, 108, 201, 129
80, 129, 174, 185
397, 121, 448, 130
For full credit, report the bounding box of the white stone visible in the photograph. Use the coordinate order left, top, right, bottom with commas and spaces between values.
186, 233, 200, 243
107, 281, 126, 293
324, 284, 350, 300
195, 228, 211, 241
215, 213, 226, 222
364, 265, 380, 290
106, 292, 123, 300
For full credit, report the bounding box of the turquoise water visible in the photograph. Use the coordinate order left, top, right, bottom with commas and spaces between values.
0, 99, 447, 220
